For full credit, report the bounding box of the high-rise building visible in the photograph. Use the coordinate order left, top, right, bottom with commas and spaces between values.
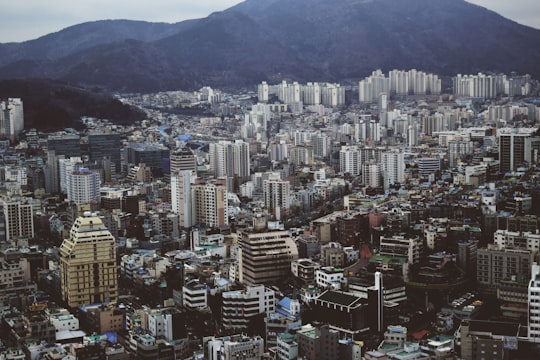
59, 214, 118, 307
209, 140, 250, 190
529, 262, 540, 342
378, 92, 388, 127
311, 132, 329, 159
362, 162, 383, 188
171, 170, 194, 228
169, 148, 197, 174
88, 133, 122, 172
302, 82, 321, 105
289, 145, 313, 166
339, 146, 360, 176
66, 168, 101, 205
192, 178, 228, 228
58, 157, 83, 193
258, 81, 269, 102
127, 143, 170, 177
320, 83, 345, 107
263, 178, 291, 220
47, 134, 81, 157
238, 230, 298, 285
383, 151, 405, 189
453, 73, 505, 98
497, 128, 540, 173
0, 98, 24, 142
2, 196, 34, 242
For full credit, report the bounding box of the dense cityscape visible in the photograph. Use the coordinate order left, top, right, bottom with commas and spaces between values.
1, 69, 540, 360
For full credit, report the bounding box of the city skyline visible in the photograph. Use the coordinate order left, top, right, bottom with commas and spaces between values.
1, 0, 539, 43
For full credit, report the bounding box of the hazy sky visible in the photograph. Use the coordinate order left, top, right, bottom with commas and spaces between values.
1, 0, 539, 43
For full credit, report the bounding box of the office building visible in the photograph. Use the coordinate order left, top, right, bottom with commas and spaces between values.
417, 157, 441, 176
238, 230, 298, 285
88, 133, 122, 172
59, 213, 117, 307
497, 127, 540, 173
127, 142, 170, 177
47, 134, 81, 157
221, 285, 276, 331
477, 245, 533, 294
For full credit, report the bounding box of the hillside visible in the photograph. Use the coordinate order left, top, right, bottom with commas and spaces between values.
0, 0, 539, 92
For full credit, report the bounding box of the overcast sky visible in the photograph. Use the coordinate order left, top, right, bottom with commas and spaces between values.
1, 0, 539, 43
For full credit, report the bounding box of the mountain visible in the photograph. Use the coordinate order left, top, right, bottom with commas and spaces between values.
0, 79, 145, 131
0, 0, 539, 92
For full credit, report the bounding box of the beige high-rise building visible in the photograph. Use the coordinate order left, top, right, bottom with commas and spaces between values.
59, 214, 117, 307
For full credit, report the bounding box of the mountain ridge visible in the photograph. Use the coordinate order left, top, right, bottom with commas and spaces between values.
0, 0, 539, 92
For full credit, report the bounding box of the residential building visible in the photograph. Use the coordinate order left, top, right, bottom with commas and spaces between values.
263, 178, 291, 220
191, 178, 228, 228
66, 168, 101, 205
171, 170, 194, 228
2, 196, 34, 242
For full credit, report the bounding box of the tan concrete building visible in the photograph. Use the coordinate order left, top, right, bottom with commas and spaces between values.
59, 213, 118, 307
238, 230, 298, 285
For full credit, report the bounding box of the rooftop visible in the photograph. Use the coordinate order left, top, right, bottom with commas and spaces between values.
316, 290, 364, 308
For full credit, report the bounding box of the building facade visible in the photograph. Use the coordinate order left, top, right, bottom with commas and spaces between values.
59, 214, 118, 307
